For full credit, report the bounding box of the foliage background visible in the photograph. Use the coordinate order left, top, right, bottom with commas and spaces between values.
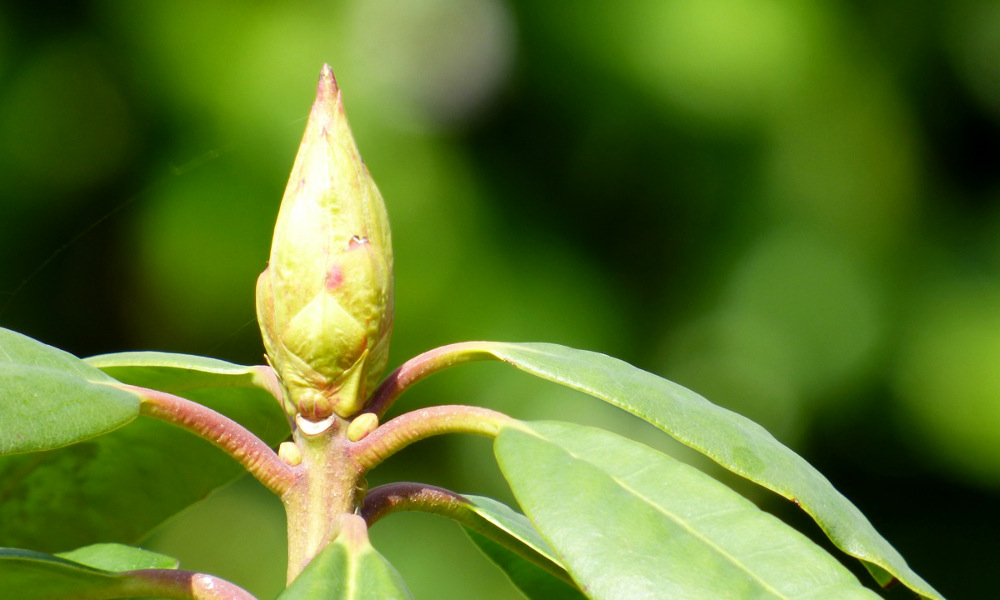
0, 1, 995, 598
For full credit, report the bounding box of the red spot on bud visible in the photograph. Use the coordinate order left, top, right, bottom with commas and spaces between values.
326, 264, 344, 289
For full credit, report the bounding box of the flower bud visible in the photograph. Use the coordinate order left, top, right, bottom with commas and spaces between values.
257, 65, 393, 420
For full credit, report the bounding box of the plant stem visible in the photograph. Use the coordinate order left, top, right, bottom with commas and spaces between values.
124, 384, 295, 496
361, 481, 578, 587
119, 569, 257, 600
282, 417, 361, 584
350, 404, 515, 471
365, 342, 496, 417
283, 405, 513, 582
361, 481, 469, 526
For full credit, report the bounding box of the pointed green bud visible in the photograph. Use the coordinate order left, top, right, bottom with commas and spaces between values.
257, 65, 394, 420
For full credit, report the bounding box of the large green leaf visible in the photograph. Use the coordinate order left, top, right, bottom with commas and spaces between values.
0, 351, 290, 552
278, 515, 411, 600
465, 342, 941, 599
0, 328, 140, 455
496, 421, 884, 600
0, 544, 177, 600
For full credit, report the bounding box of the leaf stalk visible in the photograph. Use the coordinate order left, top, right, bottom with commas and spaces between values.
120, 568, 258, 600
124, 384, 295, 496
350, 405, 515, 471
365, 342, 497, 417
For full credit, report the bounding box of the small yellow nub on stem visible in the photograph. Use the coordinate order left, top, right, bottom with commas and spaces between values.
347, 412, 379, 442
278, 441, 302, 466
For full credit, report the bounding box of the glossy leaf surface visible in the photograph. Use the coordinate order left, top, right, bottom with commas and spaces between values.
496, 421, 883, 600
0, 351, 289, 551
469, 341, 941, 599
278, 515, 411, 600
0, 328, 139, 455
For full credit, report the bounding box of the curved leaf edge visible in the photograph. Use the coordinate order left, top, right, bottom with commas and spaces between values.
85, 351, 279, 398
463, 528, 588, 600
86, 351, 257, 376
454, 341, 942, 600
458, 494, 578, 588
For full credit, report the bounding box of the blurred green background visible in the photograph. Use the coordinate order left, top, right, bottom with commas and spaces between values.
1, 1, 997, 598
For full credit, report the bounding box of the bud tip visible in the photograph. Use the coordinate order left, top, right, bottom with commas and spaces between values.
316, 64, 341, 110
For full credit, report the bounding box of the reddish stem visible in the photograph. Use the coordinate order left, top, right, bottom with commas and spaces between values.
120, 569, 258, 600
124, 384, 295, 496
360, 481, 578, 588
361, 481, 469, 526
350, 404, 514, 471
365, 342, 496, 418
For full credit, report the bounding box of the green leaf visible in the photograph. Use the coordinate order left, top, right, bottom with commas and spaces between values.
464, 529, 585, 600
0, 351, 290, 552
469, 342, 941, 599
0, 328, 140, 455
0, 545, 177, 600
460, 495, 566, 576
57, 543, 179, 571
457, 494, 582, 598
85, 351, 273, 395
0, 548, 127, 600
363, 485, 579, 597
278, 515, 411, 600
496, 421, 884, 600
